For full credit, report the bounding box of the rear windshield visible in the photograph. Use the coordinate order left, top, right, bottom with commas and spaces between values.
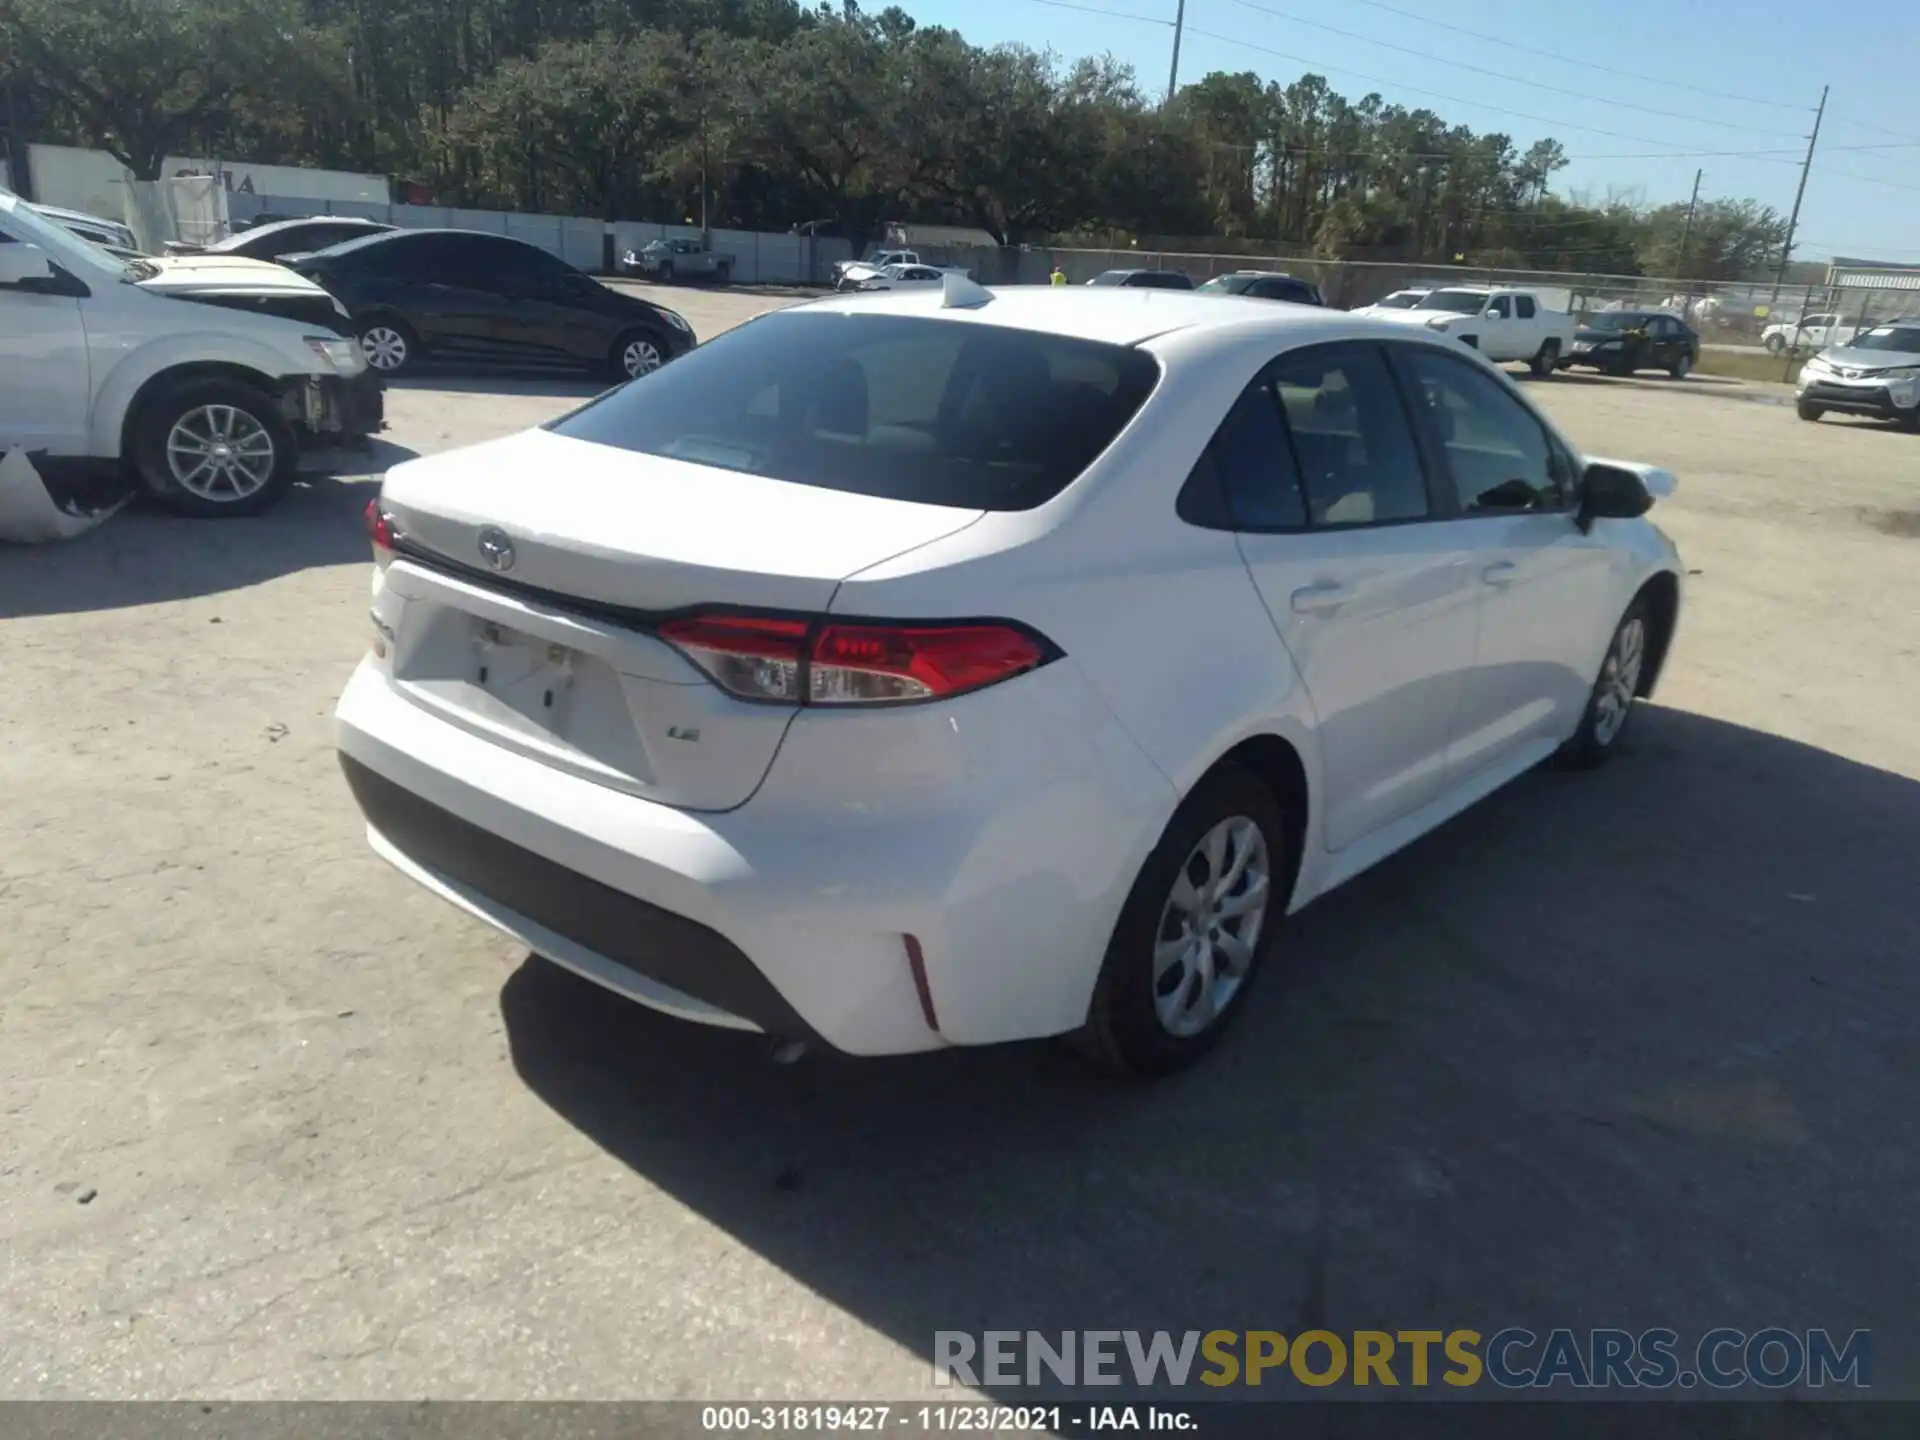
549, 310, 1162, 511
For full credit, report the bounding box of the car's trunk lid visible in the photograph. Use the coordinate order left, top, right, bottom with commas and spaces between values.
374, 427, 985, 811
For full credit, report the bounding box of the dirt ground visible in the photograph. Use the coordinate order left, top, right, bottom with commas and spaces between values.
3, 286, 1917, 1403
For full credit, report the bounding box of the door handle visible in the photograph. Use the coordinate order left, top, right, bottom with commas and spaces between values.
1290, 582, 1355, 615
1481, 561, 1519, 587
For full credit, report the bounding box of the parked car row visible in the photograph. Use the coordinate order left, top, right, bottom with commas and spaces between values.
0, 192, 701, 530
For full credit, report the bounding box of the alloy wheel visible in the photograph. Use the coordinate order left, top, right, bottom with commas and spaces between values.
1152, 816, 1271, 1038
165, 405, 277, 502
622, 338, 664, 378
1591, 616, 1646, 745
360, 326, 409, 372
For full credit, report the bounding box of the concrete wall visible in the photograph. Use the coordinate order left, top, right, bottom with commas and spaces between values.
227, 191, 853, 282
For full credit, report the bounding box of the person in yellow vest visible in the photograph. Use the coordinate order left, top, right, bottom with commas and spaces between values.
1050, 265, 1067, 287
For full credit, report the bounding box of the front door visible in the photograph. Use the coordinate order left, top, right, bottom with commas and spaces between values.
1390, 344, 1622, 779
1221, 342, 1482, 852
0, 236, 89, 460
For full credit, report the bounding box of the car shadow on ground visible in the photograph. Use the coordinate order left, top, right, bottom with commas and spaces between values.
0, 444, 409, 618
501, 705, 1919, 1418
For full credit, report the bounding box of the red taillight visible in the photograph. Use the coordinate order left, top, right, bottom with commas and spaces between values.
657, 612, 1052, 706
364, 497, 394, 553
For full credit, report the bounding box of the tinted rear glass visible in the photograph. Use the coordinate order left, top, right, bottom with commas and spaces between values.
550, 311, 1162, 511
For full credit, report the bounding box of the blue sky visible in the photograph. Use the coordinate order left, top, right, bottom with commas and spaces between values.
893, 0, 1920, 261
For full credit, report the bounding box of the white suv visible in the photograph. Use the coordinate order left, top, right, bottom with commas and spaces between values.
0, 191, 380, 528
337, 282, 1683, 1075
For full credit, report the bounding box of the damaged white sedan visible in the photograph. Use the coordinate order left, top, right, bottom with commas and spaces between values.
0, 190, 383, 540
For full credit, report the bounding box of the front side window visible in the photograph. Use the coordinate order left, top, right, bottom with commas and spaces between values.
1396, 347, 1569, 514
1487, 296, 1513, 319
549, 311, 1161, 511
1269, 344, 1430, 527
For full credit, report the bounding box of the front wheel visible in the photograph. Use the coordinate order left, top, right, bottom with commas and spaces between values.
657, 261, 674, 283
1529, 339, 1561, 378
1079, 768, 1293, 1078
714, 263, 732, 285
1797, 400, 1824, 422
133, 379, 297, 518
1557, 601, 1650, 769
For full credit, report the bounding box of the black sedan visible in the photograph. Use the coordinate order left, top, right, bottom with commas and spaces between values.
1086, 269, 1195, 290
163, 215, 394, 261
286, 229, 696, 379
1560, 310, 1699, 378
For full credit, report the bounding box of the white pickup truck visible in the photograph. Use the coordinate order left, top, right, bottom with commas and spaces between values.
1374, 286, 1577, 375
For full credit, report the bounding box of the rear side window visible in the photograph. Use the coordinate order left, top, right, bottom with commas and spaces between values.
1178, 381, 1307, 530
1269, 345, 1430, 526
1515, 295, 1537, 319
550, 311, 1161, 511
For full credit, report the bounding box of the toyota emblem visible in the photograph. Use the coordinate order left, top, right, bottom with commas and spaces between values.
477, 527, 516, 572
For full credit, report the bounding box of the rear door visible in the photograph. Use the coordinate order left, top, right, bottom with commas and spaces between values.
1389, 343, 1619, 778
1224, 342, 1483, 851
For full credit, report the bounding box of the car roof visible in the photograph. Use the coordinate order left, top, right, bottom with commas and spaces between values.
799, 284, 1411, 347
306, 226, 542, 259
212, 214, 387, 247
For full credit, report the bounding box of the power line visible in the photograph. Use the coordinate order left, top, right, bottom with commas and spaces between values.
1023, 0, 1171, 24
1174, 23, 1804, 158
1227, 0, 1808, 140
1319, 0, 1812, 112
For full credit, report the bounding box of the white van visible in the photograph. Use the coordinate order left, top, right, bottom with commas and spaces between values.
0, 190, 383, 525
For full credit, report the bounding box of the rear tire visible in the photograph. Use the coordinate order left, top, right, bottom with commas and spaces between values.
1669, 352, 1693, 380
714, 263, 732, 285
1529, 339, 1561, 378
1765, 334, 1786, 354
1556, 599, 1651, 770
1797, 400, 1825, 422
1079, 767, 1294, 1078
132, 378, 297, 519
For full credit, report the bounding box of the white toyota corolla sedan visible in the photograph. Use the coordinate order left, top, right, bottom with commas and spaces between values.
337, 277, 1683, 1076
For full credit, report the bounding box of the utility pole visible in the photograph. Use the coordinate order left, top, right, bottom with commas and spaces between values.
1771, 84, 1827, 302
1677, 168, 1702, 278
1166, 0, 1186, 106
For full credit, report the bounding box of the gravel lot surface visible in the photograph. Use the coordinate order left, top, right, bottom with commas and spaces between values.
3, 284, 1916, 1402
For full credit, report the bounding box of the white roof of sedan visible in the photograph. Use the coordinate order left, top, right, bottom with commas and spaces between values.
802, 283, 1368, 347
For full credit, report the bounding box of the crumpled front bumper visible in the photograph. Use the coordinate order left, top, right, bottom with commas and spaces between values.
284, 372, 386, 443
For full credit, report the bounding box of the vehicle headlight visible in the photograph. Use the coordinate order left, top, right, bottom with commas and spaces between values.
305, 334, 367, 376
659, 308, 691, 332
1875, 365, 1920, 380
1425, 316, 1455, 330
1593, 339, 1623, 349
1801, 355, 1831, 374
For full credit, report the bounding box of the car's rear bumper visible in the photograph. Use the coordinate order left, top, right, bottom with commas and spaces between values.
1799, 381, 1918, 418
333, 655, 1171, 1055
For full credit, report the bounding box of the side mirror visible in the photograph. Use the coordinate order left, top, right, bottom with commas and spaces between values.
1576, 463, 1653, 532
0, 244, 57, 288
